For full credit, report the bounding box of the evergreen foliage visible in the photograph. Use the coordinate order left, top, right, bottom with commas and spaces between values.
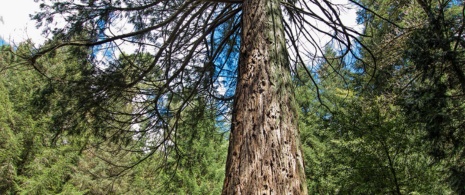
0, 0, 464, 193
0, 42, 227, 194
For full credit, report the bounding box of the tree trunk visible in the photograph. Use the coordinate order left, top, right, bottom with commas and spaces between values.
222, 0, 307, 194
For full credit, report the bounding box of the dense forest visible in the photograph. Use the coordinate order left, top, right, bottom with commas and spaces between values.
0, 0, 464, 194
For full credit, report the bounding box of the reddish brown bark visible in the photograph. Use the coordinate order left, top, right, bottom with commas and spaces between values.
222, 0, 307, 194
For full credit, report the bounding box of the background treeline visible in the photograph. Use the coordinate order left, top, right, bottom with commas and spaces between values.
0, 0, 464, 194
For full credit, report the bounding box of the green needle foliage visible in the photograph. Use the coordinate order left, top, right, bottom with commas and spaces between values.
0, 41, 227, 194
1, 0, 464, 193
296, 42, 455, 193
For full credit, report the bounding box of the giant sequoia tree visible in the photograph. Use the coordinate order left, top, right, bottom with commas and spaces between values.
28, 0, 361, 193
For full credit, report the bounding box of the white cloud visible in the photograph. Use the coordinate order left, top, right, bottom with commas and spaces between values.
0, 0, 45, 45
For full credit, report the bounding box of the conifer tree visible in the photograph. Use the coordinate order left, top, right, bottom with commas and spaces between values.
29, 0, 362, 193
353, 0, 465, 193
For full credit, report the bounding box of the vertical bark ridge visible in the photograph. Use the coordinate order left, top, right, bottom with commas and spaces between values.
222, 0, 307, 194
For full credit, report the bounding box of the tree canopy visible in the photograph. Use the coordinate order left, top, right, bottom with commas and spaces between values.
0, 0, 464, 194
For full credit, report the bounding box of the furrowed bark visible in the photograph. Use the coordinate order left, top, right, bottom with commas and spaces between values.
222, 0, 307, 194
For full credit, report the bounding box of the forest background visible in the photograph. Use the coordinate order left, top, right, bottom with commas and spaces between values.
0, 0, 464, 194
